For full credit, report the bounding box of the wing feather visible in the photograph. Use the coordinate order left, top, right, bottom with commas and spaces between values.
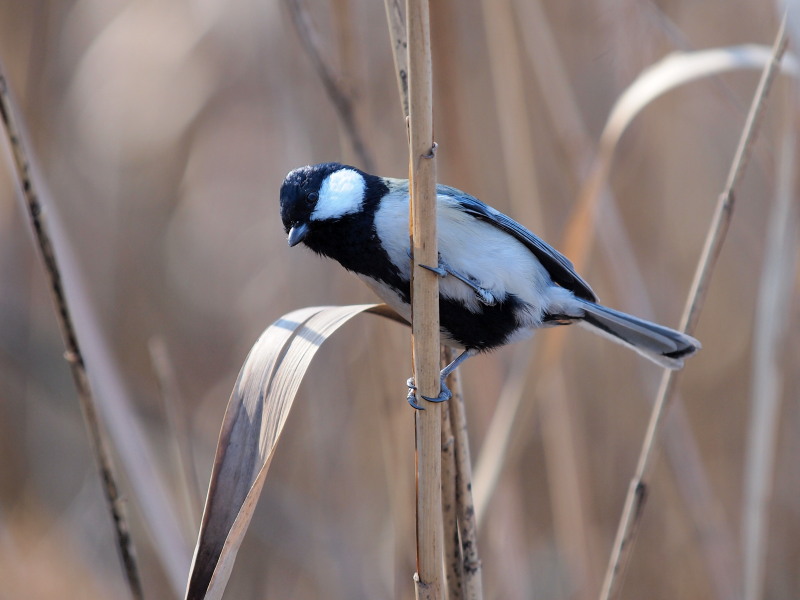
437, 185, 597, 302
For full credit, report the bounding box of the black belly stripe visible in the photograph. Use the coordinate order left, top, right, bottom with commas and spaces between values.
439, 295, 525, 350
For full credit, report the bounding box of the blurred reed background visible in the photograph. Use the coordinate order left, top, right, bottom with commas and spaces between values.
0, 1, 797, 599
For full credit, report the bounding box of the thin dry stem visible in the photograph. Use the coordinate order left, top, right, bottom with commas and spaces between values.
445, 346, 484, 600
480, 4, 603, 593
149, 336, 203, 537
407, 0, 443, 597
384, 0, 409, 118
599, 16, 789, 600
0, 69, 143, 598
493, 4, 769, 596
478, 0, 543, 226
283, 0, 375, 172
441, 398, 461, 599
742, 84, 797, 600
386, 4, 483, 597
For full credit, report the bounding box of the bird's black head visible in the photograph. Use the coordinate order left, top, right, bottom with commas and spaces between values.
279, 162, 369, 248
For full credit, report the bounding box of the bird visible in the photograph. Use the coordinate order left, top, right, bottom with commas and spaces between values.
279, 162, 700, 409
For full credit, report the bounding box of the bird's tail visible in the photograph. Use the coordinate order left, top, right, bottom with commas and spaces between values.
576, 300, 700, 370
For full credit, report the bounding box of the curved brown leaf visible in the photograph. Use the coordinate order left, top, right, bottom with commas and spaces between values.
184, 303, 405, 600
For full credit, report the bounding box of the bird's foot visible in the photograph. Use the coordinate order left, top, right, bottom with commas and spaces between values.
418, 262, 448, 278
471, 285, 499, 306
418, 256, 500, 306
406, 376, 452, 410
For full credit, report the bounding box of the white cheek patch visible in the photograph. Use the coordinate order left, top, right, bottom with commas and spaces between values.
311, 168, 366, 221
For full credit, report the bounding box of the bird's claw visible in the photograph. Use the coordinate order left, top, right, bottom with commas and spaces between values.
407, 389, 424, 410
406, 376, 451, 410
412, 253, 499, 306
422, 383, 452, 403
406, 249, 448, 278
419, 263, 448, 277
475, 287, 498, 306
407, 377, 423, 409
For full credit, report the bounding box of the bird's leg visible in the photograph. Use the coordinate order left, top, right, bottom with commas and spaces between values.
406, 349, 476, 409
417, 254, 500, 306
407, 379, 423, 410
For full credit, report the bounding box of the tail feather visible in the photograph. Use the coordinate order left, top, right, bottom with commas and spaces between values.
576, 300, 700, 369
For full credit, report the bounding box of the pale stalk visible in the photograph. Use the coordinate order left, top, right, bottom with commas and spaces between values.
445, 346, 484, 599
407, 0, 443, 598
441, 396, 461, 599
0, 69, 143, 598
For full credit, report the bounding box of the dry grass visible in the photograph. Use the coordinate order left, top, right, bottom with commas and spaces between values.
0, 1, 797, 599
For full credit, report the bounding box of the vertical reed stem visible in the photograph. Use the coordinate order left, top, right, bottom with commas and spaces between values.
0, 69, 143, 599
445, 346, 484, 599
441, 392, 461, 599
407, 0, 443, 597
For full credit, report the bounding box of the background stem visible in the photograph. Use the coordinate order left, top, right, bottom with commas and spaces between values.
598, 15, 789, 600
0, 69, 143, 599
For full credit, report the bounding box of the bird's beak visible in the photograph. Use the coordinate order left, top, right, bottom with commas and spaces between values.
287, 223, 309, 247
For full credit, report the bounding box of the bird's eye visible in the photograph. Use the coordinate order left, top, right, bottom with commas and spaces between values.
306, 192, 318, 204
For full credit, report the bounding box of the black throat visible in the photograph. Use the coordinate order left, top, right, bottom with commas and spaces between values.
303, 177, 411, 303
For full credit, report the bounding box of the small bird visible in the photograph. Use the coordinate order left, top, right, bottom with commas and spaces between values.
280, 162, 700, 409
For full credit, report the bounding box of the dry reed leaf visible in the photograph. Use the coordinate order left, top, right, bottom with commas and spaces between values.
600, 23, 791, 599
569, 45, 799, 264
184, 303, 405, 600
475, 42, 799, 599
601, 45, 799, 152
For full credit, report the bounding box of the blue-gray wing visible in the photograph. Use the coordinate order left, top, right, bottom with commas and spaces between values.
439, 185, 597, 302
